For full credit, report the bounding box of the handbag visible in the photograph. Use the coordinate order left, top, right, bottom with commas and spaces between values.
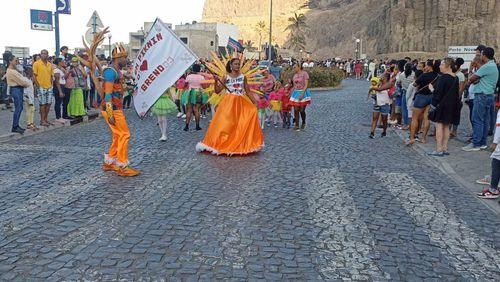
428, 77, 458, 122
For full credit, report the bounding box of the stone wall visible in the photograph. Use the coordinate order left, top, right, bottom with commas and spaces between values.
202, 0, 500, 58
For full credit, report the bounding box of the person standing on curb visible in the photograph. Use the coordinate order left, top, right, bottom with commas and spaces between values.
53, 58, 70, 123
33, 49, 54, 127
5, 55, 30, 134
463, 47, 499, 152
477, 108, 500, 199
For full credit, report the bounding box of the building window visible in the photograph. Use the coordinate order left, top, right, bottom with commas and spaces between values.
180, 37, 188, 44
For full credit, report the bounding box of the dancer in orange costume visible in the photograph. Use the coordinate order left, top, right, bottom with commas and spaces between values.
100, 45, 140, 176
76, 29, 139, 176
196, 56, 264, 155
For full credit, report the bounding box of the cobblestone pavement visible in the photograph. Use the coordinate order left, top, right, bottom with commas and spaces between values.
1, 79, 499, 280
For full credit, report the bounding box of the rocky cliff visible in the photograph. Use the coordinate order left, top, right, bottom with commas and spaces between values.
202, 0, 500, 58
202, 0, 308, 48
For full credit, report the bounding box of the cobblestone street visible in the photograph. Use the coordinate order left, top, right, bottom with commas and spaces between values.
1, 79, 499, 280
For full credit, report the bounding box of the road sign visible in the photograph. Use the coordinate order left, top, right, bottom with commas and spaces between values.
85, 28, 101, 45
5, 47, 30, 58
56, 0, 71, 15
448, 46, 477, 70
86, 11, 104, 29
30, 9, 53, 31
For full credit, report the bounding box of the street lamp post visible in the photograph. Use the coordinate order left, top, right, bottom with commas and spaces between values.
108, 34, 112, 59
268, 0, 273, 62
355, 38, 360, 60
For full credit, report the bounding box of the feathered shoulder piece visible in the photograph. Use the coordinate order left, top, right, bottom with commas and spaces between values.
203, 51, 265, 97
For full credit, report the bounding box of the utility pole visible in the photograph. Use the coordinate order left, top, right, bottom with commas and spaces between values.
55, 12, 60, 57
268, 0, 273, 62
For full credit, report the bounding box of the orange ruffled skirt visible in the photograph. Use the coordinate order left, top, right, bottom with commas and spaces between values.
196, 93, 264, 155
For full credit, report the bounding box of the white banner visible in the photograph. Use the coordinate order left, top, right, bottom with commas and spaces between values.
133, 18, 197, 117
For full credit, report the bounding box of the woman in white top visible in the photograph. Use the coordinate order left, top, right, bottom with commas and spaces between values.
196, 58, 264, 155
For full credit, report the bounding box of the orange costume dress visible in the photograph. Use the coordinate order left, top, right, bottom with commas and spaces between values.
196, 73, 264, 155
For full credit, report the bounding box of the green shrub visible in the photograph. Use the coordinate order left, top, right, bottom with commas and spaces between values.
280, 66, 343, 88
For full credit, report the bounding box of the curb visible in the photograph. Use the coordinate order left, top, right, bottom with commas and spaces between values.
0, 112, 100, 143
394, 129, 500, 215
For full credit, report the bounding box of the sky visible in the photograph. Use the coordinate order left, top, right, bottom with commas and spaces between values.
1, 0, 205, 55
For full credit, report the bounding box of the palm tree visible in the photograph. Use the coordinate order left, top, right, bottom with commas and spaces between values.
254, 21, 267, 55
285, 13, 307, 33
285, 13, 307, 57
243, 40, 255, 51
287, 33, 306, 53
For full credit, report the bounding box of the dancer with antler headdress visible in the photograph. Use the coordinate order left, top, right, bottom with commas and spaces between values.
77, 28, 140, 177
196, 52, 265, 155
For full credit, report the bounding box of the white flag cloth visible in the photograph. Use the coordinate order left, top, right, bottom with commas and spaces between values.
133, 18, 197, 117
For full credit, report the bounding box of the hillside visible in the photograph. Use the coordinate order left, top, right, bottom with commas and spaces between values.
202, 0, 500, 58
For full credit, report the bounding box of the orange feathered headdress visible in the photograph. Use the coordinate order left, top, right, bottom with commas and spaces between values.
112, 43, 128, 59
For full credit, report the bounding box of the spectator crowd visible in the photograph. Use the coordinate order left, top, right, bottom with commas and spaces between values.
1, 46, 135, 134
363, 45, 500, 201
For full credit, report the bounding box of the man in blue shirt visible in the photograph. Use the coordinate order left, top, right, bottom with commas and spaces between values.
463, 47, 500, 151
269, 61, 282, 81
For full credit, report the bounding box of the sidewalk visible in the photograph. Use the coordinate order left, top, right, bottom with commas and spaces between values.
0, 103, 99, 142
395, 120, 500, 214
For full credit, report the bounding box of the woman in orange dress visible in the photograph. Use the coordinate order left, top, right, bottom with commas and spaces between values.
196, 58, 264, 155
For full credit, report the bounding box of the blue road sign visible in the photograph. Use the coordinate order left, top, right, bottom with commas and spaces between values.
56, 0, 71, 15
30, 9, 53, 31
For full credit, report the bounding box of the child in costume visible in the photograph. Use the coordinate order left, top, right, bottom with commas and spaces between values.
257, 95, 270, 129
268, 81, 284, 128
181, 64, 209, 131
281, 80, 293, 129
152, 86, 178, 141
196, 55, 264, 155
175, 75, 187, 118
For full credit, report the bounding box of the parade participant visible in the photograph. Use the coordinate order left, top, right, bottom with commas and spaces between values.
281, 80, 293, 129
175, 75, 187, 118
196, 57, 264, 155
268, 81, 284, 127
257, 94, 269, 129
289, 63, 311, 131
261, 69, 276, 124
181, 64, 209, 131
100, 44, 140, 176
152, 86, 178, 141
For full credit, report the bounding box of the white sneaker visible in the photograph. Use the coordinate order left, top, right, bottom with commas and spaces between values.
159, 135, 167, 141
176, 112, 182, 118
181, 114, 186, 119
480, 145, 488, 150
462, 143, 481, 152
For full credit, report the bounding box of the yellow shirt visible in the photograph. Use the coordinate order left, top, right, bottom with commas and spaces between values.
33, 60, 54, 88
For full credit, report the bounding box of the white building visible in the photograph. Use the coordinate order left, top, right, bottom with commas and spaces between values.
128, 21, 172, 59
174, 22, 239, 58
